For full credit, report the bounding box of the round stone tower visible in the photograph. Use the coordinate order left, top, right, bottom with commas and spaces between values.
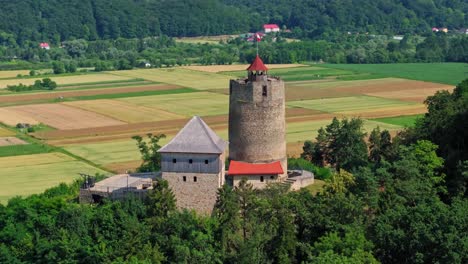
228, 55, 287, 179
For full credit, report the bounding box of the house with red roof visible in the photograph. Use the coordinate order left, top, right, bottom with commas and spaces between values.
263, 24, 280, 33
39, 42, 50, 50
228, 160, 284, 188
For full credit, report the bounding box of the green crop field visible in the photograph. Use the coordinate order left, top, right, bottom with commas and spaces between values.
0, 152, 108, 204
63, 140, 151, 166
111, 68, 235, 90
287, 96, 414, 113
118, 91, 229, 116
372, 114, 423, 127
320, 63, 467, 85
0, 143, 53, 157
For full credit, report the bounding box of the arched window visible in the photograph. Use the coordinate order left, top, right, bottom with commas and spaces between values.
260, 176, 264, 182
194, 176, 197, 182
183, 176, 186, 182
262, 85, 267, 96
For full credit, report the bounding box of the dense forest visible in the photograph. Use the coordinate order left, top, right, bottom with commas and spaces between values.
0, 0, 466, 43
0, 79, 466, 263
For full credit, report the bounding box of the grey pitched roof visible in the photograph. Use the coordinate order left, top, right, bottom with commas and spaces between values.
158, 116, 227, 154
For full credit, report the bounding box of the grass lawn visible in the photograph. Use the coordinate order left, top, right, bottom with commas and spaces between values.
287, 96, 414, 113
118, 91, 229, 116
320, 63, 467, 85
0, 152, 109, 204
372, 114, 423, 127
304, 179, 326, 195
111, 68, 235, 90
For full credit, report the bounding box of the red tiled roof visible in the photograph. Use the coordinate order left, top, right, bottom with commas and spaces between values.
264, 24, 279, 29
228, 160, 284, 175
247, 55, 269, 72
39, 42, 49, 47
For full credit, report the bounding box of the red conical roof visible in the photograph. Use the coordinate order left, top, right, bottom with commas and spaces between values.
247, 55, 268, 72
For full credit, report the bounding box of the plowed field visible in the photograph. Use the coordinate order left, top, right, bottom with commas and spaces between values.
64, 99, 185, 123
0, 137, 27, 146
3, 104, 125, 130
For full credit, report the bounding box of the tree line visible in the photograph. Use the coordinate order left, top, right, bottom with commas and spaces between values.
0, 33, 466, 72
0, 79, 466, 263
0, 0, 466, 44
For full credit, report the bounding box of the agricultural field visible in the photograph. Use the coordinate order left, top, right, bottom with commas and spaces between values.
182, 63, 306, 73
0, 70, 30, 79
0, 72, 135, 89
0, 62, 463, 201
111, 68, 235, 90
287, 96, 414, 114
321, 63, 467, 85
118, 91, 230, 116
0, 137, 27, 146
0, 152, 108, 204
0, 126, 14, 136
372, 114, 423, 127
1, 104, 125, 129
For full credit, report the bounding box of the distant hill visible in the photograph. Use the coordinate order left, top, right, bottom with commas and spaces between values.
0, 0, 466, 43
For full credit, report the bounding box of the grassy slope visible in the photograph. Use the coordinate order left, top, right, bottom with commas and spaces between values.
372, 114, 423, 127
319, 63, 466, 85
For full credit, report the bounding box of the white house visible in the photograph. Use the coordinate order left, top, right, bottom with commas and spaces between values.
263, 24, 280, 33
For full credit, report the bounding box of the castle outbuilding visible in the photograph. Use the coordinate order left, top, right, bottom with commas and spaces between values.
158, 116, 227, 213
228, 55, 287, 186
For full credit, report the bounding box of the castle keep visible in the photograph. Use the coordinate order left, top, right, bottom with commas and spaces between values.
227, 55, 287, 186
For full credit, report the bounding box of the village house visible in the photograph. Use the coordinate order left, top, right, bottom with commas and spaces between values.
263, 24, 280, 33
39, 42, 50, 50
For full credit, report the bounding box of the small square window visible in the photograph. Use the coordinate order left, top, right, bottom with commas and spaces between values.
189, 159, 193, 164
204, 160, 209, 164
172, 159, 177, 163
183, 176, 186, 182
194, 176, 197, 182
270, 176, 274, 179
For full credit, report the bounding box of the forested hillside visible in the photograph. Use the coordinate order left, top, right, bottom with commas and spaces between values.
0, 0, 466, 43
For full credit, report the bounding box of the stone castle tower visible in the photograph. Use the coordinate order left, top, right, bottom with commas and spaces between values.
228, 55, 287, 180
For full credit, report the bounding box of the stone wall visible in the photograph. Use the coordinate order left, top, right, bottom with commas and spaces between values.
231, 174, 279, 189
229, 76, 287, 179
162, 171, 223, 214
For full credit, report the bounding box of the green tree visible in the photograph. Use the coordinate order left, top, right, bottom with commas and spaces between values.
52, 61, 65, 74
132, 133, 166, 172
